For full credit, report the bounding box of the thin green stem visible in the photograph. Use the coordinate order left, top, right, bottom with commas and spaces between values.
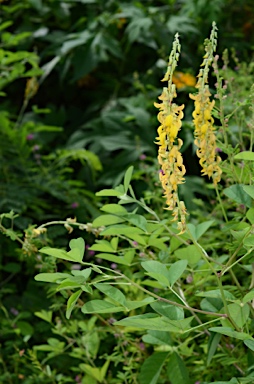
215, 186, 228, 222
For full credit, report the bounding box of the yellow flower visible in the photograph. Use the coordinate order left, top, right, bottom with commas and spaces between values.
172, 72, 196, 89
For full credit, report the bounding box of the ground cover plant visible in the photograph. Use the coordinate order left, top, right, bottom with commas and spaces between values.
1, 20, 254, 383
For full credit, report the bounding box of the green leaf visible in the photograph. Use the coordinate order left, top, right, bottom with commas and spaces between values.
125, 297, 154, 311
234, 151, 254, 161
66, 289, 82, 319
94, 283, 127, 307
150, 302, 184, 320
139, 352, 168, 384
243, 235, 254, 248
208, 327, 252, 340
244, 339, 254, 351
167, 352, 190, 384
174, 244, 201, 266
71, 268, 92, 280
243, 185, 254, 200
39, 247, 80, 262
243, 290, 254, 304
124, 214, 148, 231
207, 332, 221, 366
81, 300, 124, 314
89, 240, 116, 253
246, 208, 254, 224
100, 204, 127, 215
16, 321, 34, 336
34, 310, 53, 323
187, 220, 214, 241
141, 261, 170, 287
114, 313, 193, 332
226, 303, 250, 328
142, 330, 172, 346
96, 189, 123, 197
94, 253, 131, 266
124, 166, 134, 193
92, 215, 126, 227
168, 260, 188, 286
223, 184, 252, 208
100, 225, 145, 236
34, 272, 71, 282
196, 289, 235, 301
69, 238, 85, 261
124, 249, 135, 264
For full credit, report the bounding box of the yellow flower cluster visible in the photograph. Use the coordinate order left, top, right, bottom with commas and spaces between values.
190, 89, 222, 185
155, 35, 187, 233
189, 22, 222, 185
172, 72, 196, 89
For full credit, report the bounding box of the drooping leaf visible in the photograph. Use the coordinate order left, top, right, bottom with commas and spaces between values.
66, 289, 82, 319
139, 352, 168, 384
167, 352, 190, 384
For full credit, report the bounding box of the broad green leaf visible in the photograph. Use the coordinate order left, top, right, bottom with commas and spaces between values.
243, 235, 254, 248
226, 303, 250, 328
124, 249, 135, 264
196, 289, 235, 301
100, 204, 128, 215
142, 330, 172, 346
139, 352, 168, 384
244, 339, 254, 351
187, 220, 214, 241
39, 247, 80, 262
89, 241, 116, 253
92, 215, 126, 227
146, 272, 169, 287
125, 297, 154, 311
94, 253, 131, 266
114, 313, 193, 332
34, 310, 53, 323
124, 166, 134, 192
208, 327, 252, 340
247, 208, 254, 224
94, 283, 127, 307
16, 321, 34, 336
34, 272, 70, 282
101, 225, 145, 236
207, 332, 221, 366
67, 248, 83, 262
69, 237, 85, 261
71, 268, 92, 280
243, 185, 254, 200
81, 300, 124, 314
174, 244, 201, 266
110, 237, 118, 251
148, 237, 168, 251
150, 302, 184, 320
223, 184, 252, 208
168, 260, 188, 286
234, 151, 254, 161
167, 352, 190, 384
124, 214, 148, 231
141, 261, 169, 279
66, 289, 82, 319
243, 290, 254, 304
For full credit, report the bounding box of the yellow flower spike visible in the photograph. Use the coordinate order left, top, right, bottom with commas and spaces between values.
190, 22, 222, 186
155, 34, 188, 233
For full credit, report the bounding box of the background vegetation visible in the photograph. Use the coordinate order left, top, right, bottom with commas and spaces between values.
0, 0, 254, 383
